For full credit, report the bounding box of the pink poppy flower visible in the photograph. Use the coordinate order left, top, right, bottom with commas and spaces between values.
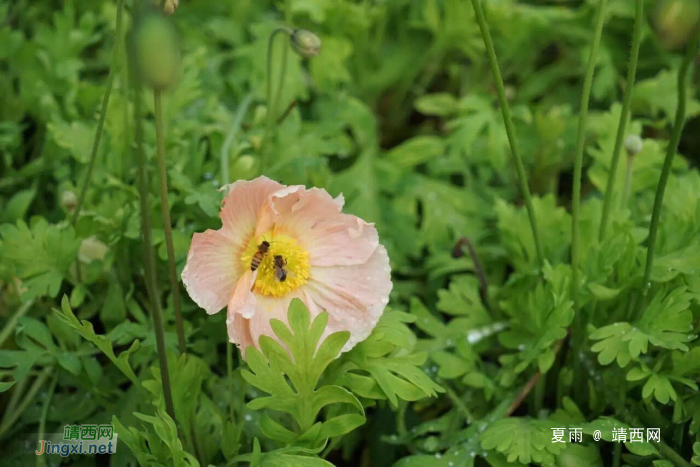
182, 176, 392, 356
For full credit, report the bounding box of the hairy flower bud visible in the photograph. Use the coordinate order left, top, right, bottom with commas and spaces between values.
153, 0, 179, 15
624, 135, 643, 157
133, 14, 181, 90
290, 29, 321, 58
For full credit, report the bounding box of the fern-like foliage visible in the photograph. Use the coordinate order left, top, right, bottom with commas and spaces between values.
242, 299, 366, 451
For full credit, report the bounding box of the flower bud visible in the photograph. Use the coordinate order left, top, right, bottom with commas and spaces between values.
231, 155, 258, 180
153, 0, 179, 15
624, 135, 643, 157
79, 236, 109, 264
652, 0, 700, 50
133, 14, 181, 90
290, 29, 321, 58
61, 190, 77, 212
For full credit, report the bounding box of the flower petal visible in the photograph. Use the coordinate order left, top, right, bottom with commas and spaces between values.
181, 229, 239, 315
220, 176, 284, 249
228, 270, 257, 319
303, 244, 392, 351
259, 186, 379, 267
183, 176, 282, 315
227, 312, 254, 351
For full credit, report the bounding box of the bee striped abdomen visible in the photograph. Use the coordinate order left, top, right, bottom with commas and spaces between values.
250, 241, 271, 271
251, 252, 264, 271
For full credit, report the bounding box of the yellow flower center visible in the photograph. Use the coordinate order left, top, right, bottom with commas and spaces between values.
240, 232, 310, 298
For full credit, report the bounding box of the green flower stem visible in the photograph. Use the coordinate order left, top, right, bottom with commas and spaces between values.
470, 0, 543, 268
153, 89, 186, 356
132, 66, 177, 424
221, 92, 254, 186
72, 0, 124, 226
262, 26, 293, 168
36, 371, 59, 467
0, 299, 33, 348
599, 0, 643, 241
657, 440, 692, 467
0, 366, 53, 440
621, 153, 635, 208
642, 26, 700, 288
444, 385, 474, 422
571, 0, 607, 311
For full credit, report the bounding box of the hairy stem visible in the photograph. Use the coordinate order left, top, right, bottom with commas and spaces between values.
131, 58, 177, 423
642, 26, 700, 287
470, 0, 543, 268
72, 0, 125, 225
571, 0, 607, 336
599, 0, 643, 240
154, 89, 186, 355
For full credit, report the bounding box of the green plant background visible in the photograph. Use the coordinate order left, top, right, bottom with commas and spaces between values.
1, 0, 700, 466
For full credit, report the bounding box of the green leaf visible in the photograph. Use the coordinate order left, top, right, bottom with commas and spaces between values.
0, 220, 80, 301
386, 136, 445, 168
480, 418, 565, 464
495, 195, 571, 270
590, 287, 694, 367
499, 263, 573, 375
414, 93, 459, 117
0, 381, 17, 392
1, 189, 35, 223
57, 352, 82, 376
587, 283, 620, 301
113, 403, 200, 467
242, 299, 365, 448
55, 296, 140, 385
330, 309, 444, 407
625, 440, 659, 456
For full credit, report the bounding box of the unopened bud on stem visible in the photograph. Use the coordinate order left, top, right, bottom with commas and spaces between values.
290, 29, 321, 58
624, 135, 643, 157
133, 13, 181, 90
153, 0, 179, 15
61, 191, 77, 212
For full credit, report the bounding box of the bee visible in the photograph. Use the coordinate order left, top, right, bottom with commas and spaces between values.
273, 255, 288, 282
250, 240, 271, 271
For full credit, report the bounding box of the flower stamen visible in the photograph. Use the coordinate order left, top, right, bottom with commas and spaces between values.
240, 233, 310, 298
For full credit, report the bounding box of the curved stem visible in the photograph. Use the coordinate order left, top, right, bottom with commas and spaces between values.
221, 92, 254, 186
599, 0, 643, 240
36, 371, 59, 467
154, 90, 186, 356
0, 300, 33, 348
470, 0, 543, 269
72, 0, 125, 225
131, 60, 177, 424
571, 0, 607, 313
642, 26, 700, 287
